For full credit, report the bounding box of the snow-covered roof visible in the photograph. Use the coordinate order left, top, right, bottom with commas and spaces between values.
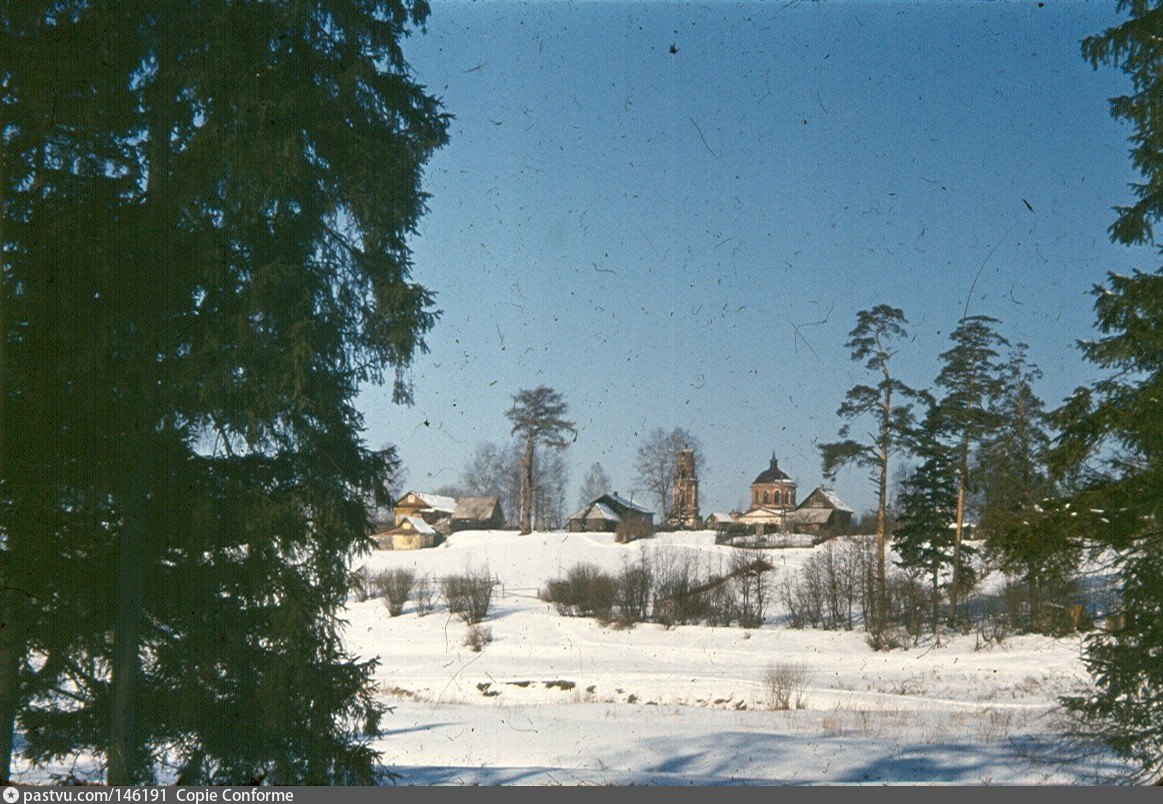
604, 492, 652, 515
585, 502, 621, 522
411, 492, 457, 514
402, 516, 437, 535
706, 512, 735, 523
821, 489, 853, 513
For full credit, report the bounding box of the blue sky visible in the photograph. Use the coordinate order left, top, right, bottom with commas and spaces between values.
357, 0, 1152, 517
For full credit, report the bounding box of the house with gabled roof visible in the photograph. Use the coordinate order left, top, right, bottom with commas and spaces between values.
450, 496, 506, 532
785, 485, 854, 535
373, 515, 438, 550
566, 492, 654, 534
393, 490, 457, 532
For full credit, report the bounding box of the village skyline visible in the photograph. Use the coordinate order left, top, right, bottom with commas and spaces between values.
356, 0, 1150, 517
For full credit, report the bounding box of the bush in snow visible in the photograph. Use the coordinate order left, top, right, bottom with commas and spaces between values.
615, 556, 653, 624
779, 539, 869, 631
763, 662, 809, 710
442, 568, 494, 624
463, 624, 493, 652
651, 548, 713, 627
348, 564, 373, 602
376, 568, 415, 617
413, 573, 435, 617
731, 549, 771, 629
615, 516, 653, 544
542, 563, 617, 619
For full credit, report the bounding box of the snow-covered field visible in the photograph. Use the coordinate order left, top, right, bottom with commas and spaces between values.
349, 530, 1125, 785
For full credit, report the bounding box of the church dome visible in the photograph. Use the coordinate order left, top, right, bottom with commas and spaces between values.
753, 454, 791, 484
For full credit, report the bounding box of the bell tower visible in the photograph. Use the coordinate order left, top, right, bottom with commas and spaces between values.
671, 449, 701, 528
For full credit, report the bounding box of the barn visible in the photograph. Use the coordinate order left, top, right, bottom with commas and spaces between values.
450, 497, 506, 532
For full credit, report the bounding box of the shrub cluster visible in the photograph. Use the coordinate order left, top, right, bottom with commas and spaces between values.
375, 568, 416, 617
763, 662, 810, 710
441, 568, 494, 624
413, 574, 435, 617
779, 538, 872, 631
971, 578, 1092, 647
463, 624, 493, 652
615, 517, 654, 544
542, 549, 772, 629
348, 564, 374, 602
544, 563, 617, 619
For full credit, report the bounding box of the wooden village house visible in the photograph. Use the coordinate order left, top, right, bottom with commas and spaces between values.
373, 515, 438, 550
783, 485, 854, 535
369, 490, 456, 550
450, 496, 505, 532
567, 493, 655, 534
392, 490, 457, 532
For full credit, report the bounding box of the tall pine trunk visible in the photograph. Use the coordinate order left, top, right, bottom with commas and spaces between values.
108, 94, 168, 783
948, 434, 969, 627
519, 440, 534, 534
932, 564, 941, 643
948, 366, 976, 628
873, 372, 891, 647
1028, 562, 1041, 632
0, 591, 23, 783
107, 475, 146, 784
0, 130, 14, 784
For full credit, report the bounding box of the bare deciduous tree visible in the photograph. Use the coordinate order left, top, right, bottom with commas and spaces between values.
578, 462, 611, 509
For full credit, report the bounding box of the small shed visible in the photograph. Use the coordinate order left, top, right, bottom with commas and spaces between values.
705, 511, 737, 530
374, 516, 438, 550
450, 497, 506, 532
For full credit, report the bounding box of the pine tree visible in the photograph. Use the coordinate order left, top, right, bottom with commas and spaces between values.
1055, 0, 1163, 780
820, 305, 922, 649
977, 345, 1076, 632
2, 0, 448, 784
894, 401, 959, 642
1055, 271, 1163, 782
933, 315, 1008, 625
1, 7, 142, 777
506, 388, 576, 535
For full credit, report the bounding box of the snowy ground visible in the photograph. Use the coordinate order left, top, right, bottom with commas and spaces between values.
347, 530, 1126, 785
